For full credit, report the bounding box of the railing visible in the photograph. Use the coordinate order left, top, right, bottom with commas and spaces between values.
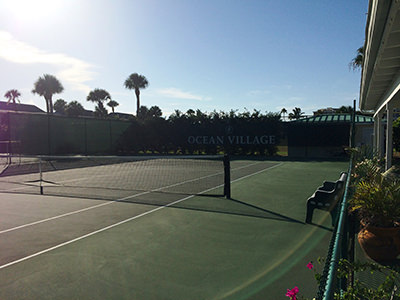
316, 158, 354, 300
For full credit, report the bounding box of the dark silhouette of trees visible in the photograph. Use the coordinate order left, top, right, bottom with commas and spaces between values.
66, 101, 85, 117
54, 99, 86, 117
32, 74, 64, 114
137, 105, 162, 120
54, 99, 67, 114
87, 88, 111, 118
288, 107, 304, 120
117, 108, 281, 155
124, 73, 148, 116
107, 100, 119, 113
280, 108, 287, 121
4, 89, 21, 104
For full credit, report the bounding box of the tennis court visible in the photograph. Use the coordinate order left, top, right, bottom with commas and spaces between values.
0, 156, 348, 299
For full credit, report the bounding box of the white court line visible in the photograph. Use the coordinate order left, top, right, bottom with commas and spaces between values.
0, 161, 282, 234
0, 190, 149, 234
0, 160, 284, 270
0, 193, 197, 270
231, 162, 284, 183
0, 169, 226, 234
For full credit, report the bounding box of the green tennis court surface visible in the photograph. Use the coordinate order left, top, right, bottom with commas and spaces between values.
0, 158, 348, 299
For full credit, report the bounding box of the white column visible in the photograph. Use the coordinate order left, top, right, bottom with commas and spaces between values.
386, 102, 393, 170
373, 114, 379, 153
375, 110, 384, 158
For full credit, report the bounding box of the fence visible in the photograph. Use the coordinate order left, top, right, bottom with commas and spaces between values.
317, 107, 356, 299
0, 111, 131, 155
315, 158, 354, 299
0, 111, 284, 156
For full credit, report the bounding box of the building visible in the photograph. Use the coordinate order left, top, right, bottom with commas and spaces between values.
287, 114, 373, 158
0, 101, 45, 113
360, 0, 400, 170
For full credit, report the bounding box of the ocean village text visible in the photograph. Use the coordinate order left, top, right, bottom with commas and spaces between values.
187, 135, 275, 145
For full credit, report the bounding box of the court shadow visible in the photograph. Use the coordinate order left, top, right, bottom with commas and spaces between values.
169, 196, 305, 224
0, 187, 306, 224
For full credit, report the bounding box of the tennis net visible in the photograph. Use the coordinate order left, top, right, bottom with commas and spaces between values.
0, 155, 230, 200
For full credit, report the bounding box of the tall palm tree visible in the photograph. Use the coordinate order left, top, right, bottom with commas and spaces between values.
32, 74, 64, 114
124, 73, 149, 116
4, 89, 21, 104
87, 88, 111, 118
349, 46, 364, 71
107, 100, 119, 113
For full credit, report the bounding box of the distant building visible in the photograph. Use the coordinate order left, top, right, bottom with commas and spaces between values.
287, 114, 374, 158
313, 107, 337, 115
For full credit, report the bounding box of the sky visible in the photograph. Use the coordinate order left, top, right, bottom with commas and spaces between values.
0, 0, 368, 117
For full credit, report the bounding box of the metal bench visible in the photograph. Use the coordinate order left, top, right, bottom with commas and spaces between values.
305, 172, 347, 226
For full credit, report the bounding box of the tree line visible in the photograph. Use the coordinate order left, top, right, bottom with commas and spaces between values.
3, 72, 149, 118
3, 72, 307, 123
116, 108, 282, 155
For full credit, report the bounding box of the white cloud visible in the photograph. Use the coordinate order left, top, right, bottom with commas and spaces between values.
0, 30, 96, 94
157, 87, 206, 101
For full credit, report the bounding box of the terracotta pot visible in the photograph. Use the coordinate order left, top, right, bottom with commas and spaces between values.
358, 224, 400, 261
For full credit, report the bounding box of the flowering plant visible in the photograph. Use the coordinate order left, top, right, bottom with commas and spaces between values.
285, 286, 299, 300
285, 261, 319, 300
285, 259, 400, 300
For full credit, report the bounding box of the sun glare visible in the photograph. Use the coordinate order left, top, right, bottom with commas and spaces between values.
4, 0, 63, 21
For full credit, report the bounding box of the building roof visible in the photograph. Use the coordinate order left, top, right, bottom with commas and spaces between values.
360, 0, 400, 112
0, 101, 45, 113
292, 114, 374, 124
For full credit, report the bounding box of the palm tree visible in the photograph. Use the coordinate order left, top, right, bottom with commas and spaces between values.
280, 108, 287, 121
288, 107, 304, 120
87, 88, 111, 103
124, 73, 149, 116
349, 46, 364, 71
32, 74, 64, 114
4, 89, 21, 104
87, 88, 111, 118
186, 109, 195, 117
107, 100, 119, 113
94, 102, 108, 118
149, 105, 162, 118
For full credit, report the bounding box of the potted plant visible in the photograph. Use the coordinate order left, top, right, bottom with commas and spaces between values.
349, 162, 400, 261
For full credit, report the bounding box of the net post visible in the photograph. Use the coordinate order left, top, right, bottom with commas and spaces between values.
223, 154, 231, 199
39, 157, 43, 195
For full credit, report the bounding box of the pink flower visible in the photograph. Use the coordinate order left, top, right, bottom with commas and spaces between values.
285, 286, 299, 299
307, 262, 314, 270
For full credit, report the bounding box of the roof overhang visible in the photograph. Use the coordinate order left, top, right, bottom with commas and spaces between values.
359, 0, 400, 114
